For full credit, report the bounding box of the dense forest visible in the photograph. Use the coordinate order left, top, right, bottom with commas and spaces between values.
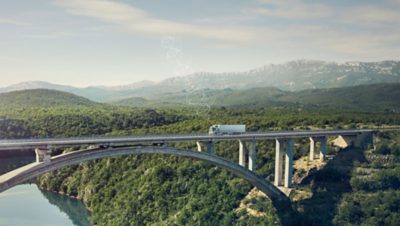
1, 89, 400, 225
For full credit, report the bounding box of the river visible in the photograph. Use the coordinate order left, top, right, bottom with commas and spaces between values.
0, 156, 91, 226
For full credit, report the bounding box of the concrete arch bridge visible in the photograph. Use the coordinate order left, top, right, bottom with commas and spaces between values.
0, 129, 377, 225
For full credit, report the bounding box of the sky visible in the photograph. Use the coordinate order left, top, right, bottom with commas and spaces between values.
0, 0, 399, 87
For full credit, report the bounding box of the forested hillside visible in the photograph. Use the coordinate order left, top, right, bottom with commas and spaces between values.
280, 83, 400, 111
113, 83, 400, 112
0, 89, 98, 108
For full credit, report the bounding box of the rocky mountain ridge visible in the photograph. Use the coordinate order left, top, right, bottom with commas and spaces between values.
1, 60, 399, 102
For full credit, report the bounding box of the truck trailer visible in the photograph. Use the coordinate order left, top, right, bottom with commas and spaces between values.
208, 124, 246, 135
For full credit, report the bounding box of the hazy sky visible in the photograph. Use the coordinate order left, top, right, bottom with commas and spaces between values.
1, 0, 399, 87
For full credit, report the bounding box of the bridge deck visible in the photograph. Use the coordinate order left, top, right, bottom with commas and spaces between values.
0, 129, 373, 151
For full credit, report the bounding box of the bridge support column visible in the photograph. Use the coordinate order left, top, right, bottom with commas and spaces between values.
310, 137, 327, 162
309, 137, 316, 161
320, 137, 327, 161
275, 139, 284, 186
196, 142, 202, 152
35, 148, 51, 163
206, 141, 214, 154
239, 140, 246, 167
284, 139, 294, 188
248, 140, 256, 171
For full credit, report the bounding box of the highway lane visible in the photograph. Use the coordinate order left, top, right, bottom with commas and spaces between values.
0, 129, 374, 151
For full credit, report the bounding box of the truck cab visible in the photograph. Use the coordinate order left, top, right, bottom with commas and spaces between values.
208, 125, 220, 135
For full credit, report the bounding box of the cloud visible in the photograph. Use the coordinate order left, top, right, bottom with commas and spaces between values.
248, 0, 332, 19
341, 6, 400, 25
53, 0, 399, 60
55, 0, 257, 42
24, 31, 83, 39
0, 18, 30, 26
250, 0, 400, 26
296, 26, 400, 57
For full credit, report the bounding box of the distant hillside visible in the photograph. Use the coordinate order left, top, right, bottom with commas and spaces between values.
112, 83, 400, 112
0, 81, 123, 102
113, 97, 149, 106
1, 60, 399, 102
0, 89, 98, 108
279, 83, 400, 111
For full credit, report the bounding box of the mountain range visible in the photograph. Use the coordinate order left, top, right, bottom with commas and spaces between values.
1, 60, 399, 102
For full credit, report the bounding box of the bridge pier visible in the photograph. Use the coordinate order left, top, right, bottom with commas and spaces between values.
372, 133, 377, 151
309, 137, 316, 161
196, 141, 214, 154
274, 139, 284, 186
248, 140, 256, 171
239, 140, 246, 167
320, 137, 327, 161
206, 141, 214, 154
275, 139, 294, 188
35, 148, 51, 163
196, 142, 202, 152
284, 139, 293, 188
309, 137, 327, 161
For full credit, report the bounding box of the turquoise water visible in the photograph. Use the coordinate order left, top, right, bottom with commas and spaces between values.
0, 156, 90, 226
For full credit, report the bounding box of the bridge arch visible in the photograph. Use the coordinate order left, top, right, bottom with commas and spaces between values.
0, 146, 292, 221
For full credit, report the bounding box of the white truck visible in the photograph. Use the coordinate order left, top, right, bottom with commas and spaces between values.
208, 124, 246, 135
